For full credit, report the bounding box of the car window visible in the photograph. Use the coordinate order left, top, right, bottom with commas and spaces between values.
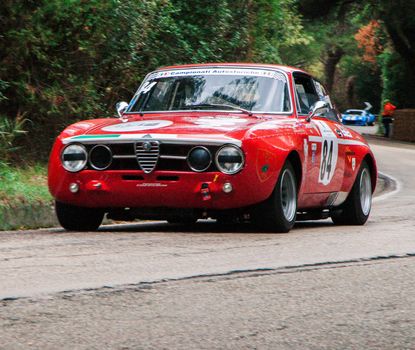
293, 74, 319, 115
347, 110, 363, 115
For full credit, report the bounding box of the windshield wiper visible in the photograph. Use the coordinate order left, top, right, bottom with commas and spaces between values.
182, 103, 253, 116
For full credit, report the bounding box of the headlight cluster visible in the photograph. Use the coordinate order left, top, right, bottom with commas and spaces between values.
186, 144, 244, 174
215, 145, 244, 174
61, 144, 88, 172
61, 144, 112, 172
89, 145, 112, 170
187, 147, 212, 172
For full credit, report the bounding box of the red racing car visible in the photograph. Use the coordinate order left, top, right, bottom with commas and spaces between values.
48, 63, 377, 232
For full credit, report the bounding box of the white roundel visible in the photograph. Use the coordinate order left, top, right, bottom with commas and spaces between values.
102, 120, 173, 132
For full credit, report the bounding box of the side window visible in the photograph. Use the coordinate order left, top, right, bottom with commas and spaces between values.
293, 74, 319, 115
313, 80, 341, 122
313, 80, 333, 108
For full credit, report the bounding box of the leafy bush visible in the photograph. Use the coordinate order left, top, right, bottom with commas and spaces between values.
0, 116, 28, 165
0, 0, 310, 160
378, 50, 415, 109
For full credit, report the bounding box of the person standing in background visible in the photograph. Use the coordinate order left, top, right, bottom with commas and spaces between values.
382, 99, 396, 137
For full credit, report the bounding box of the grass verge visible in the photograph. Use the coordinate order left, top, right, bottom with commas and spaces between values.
0, 164, 56, 230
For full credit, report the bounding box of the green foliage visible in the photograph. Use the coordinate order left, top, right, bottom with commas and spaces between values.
1, 0, 413, 162
0, 163, 54, 230
340, 57, 382, 113
250, 0, 312, 64
0, 116, 28, 165
0, 0, 260, 158
1, 0, 315, 159
0, 163, 51, 206
378, 50, 415, 109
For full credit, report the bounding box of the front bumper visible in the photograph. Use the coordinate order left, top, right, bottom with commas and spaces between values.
49, 169, 275, 210
342, 118, 366, 126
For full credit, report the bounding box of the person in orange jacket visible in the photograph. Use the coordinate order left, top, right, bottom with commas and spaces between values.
382, 99, 396, 137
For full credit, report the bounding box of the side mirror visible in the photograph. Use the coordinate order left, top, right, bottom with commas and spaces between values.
116, 101, 129, 118
306, 101, 329, 122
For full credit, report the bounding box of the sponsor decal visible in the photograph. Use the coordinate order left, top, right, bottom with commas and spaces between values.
140, 81, 157, 94
352, 158, 356, 171
102, 120, 173, 132
311, 143, 317, 164
137, 183, 167, 188
303, 138, 308, 157
148, 68, 286, 82
346, 147, 356, 165
257, 149, 273, 182
338, 125, 353, 138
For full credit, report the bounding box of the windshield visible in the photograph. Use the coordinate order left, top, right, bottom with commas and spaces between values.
346, 110, 363, 115
128, 68, 291, 113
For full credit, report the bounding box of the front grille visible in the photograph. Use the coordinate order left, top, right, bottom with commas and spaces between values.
135, 141, 160, 173
83, 143, 221, 172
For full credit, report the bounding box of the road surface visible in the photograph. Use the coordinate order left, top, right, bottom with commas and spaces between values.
1, 136, 414, 349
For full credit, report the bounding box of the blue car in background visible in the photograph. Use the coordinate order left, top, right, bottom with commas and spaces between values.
341, 109, 377, 126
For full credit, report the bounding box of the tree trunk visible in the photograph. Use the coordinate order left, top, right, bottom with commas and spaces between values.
384, 22, 415, 79
346, 75, 356, 106
324, 46, 344, 93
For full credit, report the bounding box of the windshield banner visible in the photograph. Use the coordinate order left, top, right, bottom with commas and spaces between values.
148, 68, 286, 82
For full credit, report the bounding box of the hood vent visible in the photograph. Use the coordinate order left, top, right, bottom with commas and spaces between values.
135, 141, 160, 173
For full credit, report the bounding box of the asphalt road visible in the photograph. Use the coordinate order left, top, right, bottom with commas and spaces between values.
1, 133, 414, 349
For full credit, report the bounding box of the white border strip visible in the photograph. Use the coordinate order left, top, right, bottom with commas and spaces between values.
63, 134, 242, 147
309, 135, 367, 147
373, 171, 402, 203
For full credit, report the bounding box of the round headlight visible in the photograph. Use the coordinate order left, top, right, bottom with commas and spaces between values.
61, 144, 87, 172
187, 146, 212, 172
215, 145, 244, 174
89, 145, 112, 170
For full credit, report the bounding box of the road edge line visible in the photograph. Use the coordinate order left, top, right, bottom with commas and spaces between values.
373, 171, 401, 203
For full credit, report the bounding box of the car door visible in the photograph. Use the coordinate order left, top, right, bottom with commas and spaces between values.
293, 73, 345, 198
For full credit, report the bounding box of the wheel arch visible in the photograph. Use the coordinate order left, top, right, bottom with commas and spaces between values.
286, 150, 302, 191
363, 153, 377, 193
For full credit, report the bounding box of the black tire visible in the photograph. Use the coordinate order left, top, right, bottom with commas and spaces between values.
167, 217, 197, 225
254, 161, 297, 233
55, 201, 104, 231
331, 160, 372, 225
215, 215, 235, 225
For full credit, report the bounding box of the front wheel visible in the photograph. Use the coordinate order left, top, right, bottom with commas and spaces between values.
331, 160, 372, 225
254, 161, 297, 233
55, 201, 104, 231
167, 217, 197, 225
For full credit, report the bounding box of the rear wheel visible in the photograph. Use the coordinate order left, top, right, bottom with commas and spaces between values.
255, 161, 297, 233
331, 160, 372, 225
55, 201, 104, 231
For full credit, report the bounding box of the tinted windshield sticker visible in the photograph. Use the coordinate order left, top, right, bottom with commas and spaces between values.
149, 68, 286, 82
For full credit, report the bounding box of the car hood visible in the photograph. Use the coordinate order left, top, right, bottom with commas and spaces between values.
60, 113, 296, 144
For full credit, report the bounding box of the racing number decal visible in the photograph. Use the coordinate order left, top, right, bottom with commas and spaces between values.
313, 120, 339, 186
320, 139, 334, 182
